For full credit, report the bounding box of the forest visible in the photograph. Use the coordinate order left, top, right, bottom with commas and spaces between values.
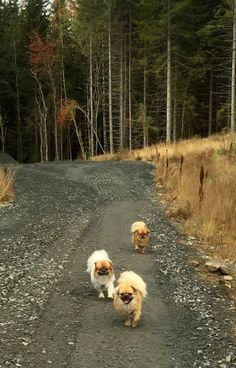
0, 0, 235, 162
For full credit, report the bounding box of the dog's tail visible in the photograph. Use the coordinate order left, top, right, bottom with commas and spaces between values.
117, 271, 147, 298
130, 221, 146, 234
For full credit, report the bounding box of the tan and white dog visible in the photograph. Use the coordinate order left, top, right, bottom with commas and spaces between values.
131, 221, 150, 254
113, 271, 147, 327
87, 250, 115, 298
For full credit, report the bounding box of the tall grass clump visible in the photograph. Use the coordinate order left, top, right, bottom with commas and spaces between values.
156, 134, 236, 260
0, 166, 15, 203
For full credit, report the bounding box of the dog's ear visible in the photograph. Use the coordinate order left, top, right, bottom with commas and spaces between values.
131, 286, 138, 293
114, 285, 120, 295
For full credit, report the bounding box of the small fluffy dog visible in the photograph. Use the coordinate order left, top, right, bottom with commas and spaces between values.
113, 271, 147, 327
131, 221, 150, 254
87, 250, 115, 299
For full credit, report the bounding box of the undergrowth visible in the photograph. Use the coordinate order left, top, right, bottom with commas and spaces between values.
0, 166, 15, 203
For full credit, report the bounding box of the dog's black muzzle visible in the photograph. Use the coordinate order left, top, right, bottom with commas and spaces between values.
98, 269, 109, 276
139, 234, 147, 239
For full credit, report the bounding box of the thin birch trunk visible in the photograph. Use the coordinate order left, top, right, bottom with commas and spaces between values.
102, 35, 107, 152
173, 78, 177, 142
13, 36, 22, 162
166, 0, 171, 143
60, 126, 63, 160
143, 42, 147, 147
32, 72, 48, 161
108, 9, 113, 154
0, 110, 5, 153
231, 0, 236, 134
128, 15, 132, 151
60, 16, 72, 161
86, 85, 91, 154
119, 24, 124, 151
181, 75, 189, 139
208, 72, 213, 136
39, 122, 43, 163
72, 119, 86, 160
48, 65, 59, 160
89, 35, 94, 156
123, 33, 127, 147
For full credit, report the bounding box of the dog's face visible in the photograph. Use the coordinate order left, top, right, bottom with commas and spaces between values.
94, 260, 113, 278
116, 284, 136, 305
137, 228, 150, 241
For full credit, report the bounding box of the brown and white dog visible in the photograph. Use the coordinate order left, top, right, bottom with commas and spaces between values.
131, 221, 150, 254
87, 250, 115, 298
113, 271, 147, 327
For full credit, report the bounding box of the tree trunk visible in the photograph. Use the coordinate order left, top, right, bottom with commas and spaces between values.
0, 110, 5, 153
39, 122, 43, 163
47, 65, 59, 160
208, 71, 213, 136
231, 0, 236, 134
60, 16, 72, 161
123, 33, 127, 148
108, 10, 113, 154
102, 35, 107, 152
119, 24, 124, 151
89, 34, 94, 156
181, 74, 189, 139
32, 71, 48, 162
143, 42, 147, 147
128, 15, 132, 151
173, 81, 177, 143
166, 0, 171, 143
13, 36, 22, 162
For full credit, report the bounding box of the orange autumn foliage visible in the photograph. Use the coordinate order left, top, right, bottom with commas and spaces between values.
57, 99, 78, 126
28, 30, 56, 75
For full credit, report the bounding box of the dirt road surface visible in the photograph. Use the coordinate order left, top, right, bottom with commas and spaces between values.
0, 161, 235, 368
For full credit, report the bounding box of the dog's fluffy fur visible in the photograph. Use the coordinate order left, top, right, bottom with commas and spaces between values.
113, 271, 147, 327
87, 250, 115, 298
131, 221, 150, 254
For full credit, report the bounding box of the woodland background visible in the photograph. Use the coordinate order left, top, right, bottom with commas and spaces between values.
0, 0, 236, 162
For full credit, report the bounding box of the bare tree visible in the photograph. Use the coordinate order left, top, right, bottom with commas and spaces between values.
208, 72, 213, 136
13, 36, 22, 162
32, 71, 48, 162
166, 0, 172, 143
119, 23, 124, 150
89, 34, 94, 155
231, 0, 236, 134
0, 109, 6, 153
128, 15, 132, 151
143, 42, 148, 147
108, 9, 113, 153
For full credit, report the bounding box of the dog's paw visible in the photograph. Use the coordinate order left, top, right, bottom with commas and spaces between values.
132, 320, 139, 328
98, 293, 105, 298
124, 320, 132, 327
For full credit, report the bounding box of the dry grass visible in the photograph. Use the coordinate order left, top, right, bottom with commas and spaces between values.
0, 166, 15, 203
93, 134, 232, 162
155, 134, 236, 260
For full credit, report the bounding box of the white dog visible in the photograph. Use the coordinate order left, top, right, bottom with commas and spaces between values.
86, 250, 115, 298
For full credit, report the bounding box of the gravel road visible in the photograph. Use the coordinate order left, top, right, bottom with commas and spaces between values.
0, 161, 235, 368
